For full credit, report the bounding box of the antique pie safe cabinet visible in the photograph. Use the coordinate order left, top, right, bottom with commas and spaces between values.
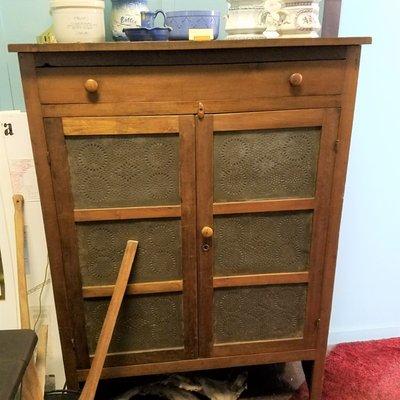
10, 38, 370, 399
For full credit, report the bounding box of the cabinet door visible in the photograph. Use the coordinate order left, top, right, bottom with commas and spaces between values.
196, 109, 339, 357
44, 115, 197, 369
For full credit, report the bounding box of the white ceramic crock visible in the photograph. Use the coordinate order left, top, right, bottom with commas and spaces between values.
50, 0, 105, 43
278, 0, 321, 38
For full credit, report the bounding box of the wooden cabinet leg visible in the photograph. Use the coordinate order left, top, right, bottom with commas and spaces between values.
302, 354, 327, 400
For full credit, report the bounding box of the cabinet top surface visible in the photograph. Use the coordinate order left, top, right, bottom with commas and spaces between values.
9, 37, 371, 53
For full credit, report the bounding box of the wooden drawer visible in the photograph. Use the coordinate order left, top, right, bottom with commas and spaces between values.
36, 60, 346, 105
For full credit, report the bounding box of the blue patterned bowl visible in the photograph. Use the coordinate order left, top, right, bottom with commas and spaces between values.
165, 10, 220, 40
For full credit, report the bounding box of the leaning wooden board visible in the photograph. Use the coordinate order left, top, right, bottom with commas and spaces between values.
80, 240, 138, 400
10, 38, 371, 400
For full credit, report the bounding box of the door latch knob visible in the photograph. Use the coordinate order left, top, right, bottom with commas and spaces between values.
201, 226, 214, 238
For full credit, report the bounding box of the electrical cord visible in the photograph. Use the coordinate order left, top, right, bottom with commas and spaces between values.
33, 256, 50, 331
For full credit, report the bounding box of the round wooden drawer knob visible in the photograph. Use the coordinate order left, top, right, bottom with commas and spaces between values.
201, 226, 214, 238
84, 78, 99, 93
289, 73, 303, 87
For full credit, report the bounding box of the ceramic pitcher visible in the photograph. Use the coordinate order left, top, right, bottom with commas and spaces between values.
141, 10, 167, 29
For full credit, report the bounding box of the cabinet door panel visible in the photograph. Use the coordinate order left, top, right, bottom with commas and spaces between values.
197, 109, 339, 357
77, 219, 182, 286
66, 134, 180, 208
214, 285, 308, 343
44, 115, 197, 369
85, 294, 184, 355
214, 211, 313, 276
214, 128, 321, 202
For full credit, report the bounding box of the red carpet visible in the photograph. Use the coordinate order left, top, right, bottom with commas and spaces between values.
322, 338, 400, 399
290, 338, 400, 400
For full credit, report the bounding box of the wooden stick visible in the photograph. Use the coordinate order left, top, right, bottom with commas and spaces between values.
13, 194, 43, 400
36, 324, 49, 398
79, 240, 138, 400
20, 358, 43, 400
13, 194, 30, 329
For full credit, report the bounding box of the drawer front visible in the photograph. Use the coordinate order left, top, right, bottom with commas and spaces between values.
37, 60, 346, 105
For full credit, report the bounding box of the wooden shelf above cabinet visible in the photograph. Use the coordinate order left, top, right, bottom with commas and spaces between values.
8, 37, 372, 53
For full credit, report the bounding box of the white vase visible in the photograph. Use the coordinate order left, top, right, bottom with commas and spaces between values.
225, 0, 266, 40
277, 0, 321, 38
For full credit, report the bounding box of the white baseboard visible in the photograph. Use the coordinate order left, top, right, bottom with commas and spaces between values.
329, 326, 400, 344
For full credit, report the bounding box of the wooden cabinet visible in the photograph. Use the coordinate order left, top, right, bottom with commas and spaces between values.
10, 38, 370, 399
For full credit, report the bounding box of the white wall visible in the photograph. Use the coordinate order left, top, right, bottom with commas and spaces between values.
328, 0, 400, 343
